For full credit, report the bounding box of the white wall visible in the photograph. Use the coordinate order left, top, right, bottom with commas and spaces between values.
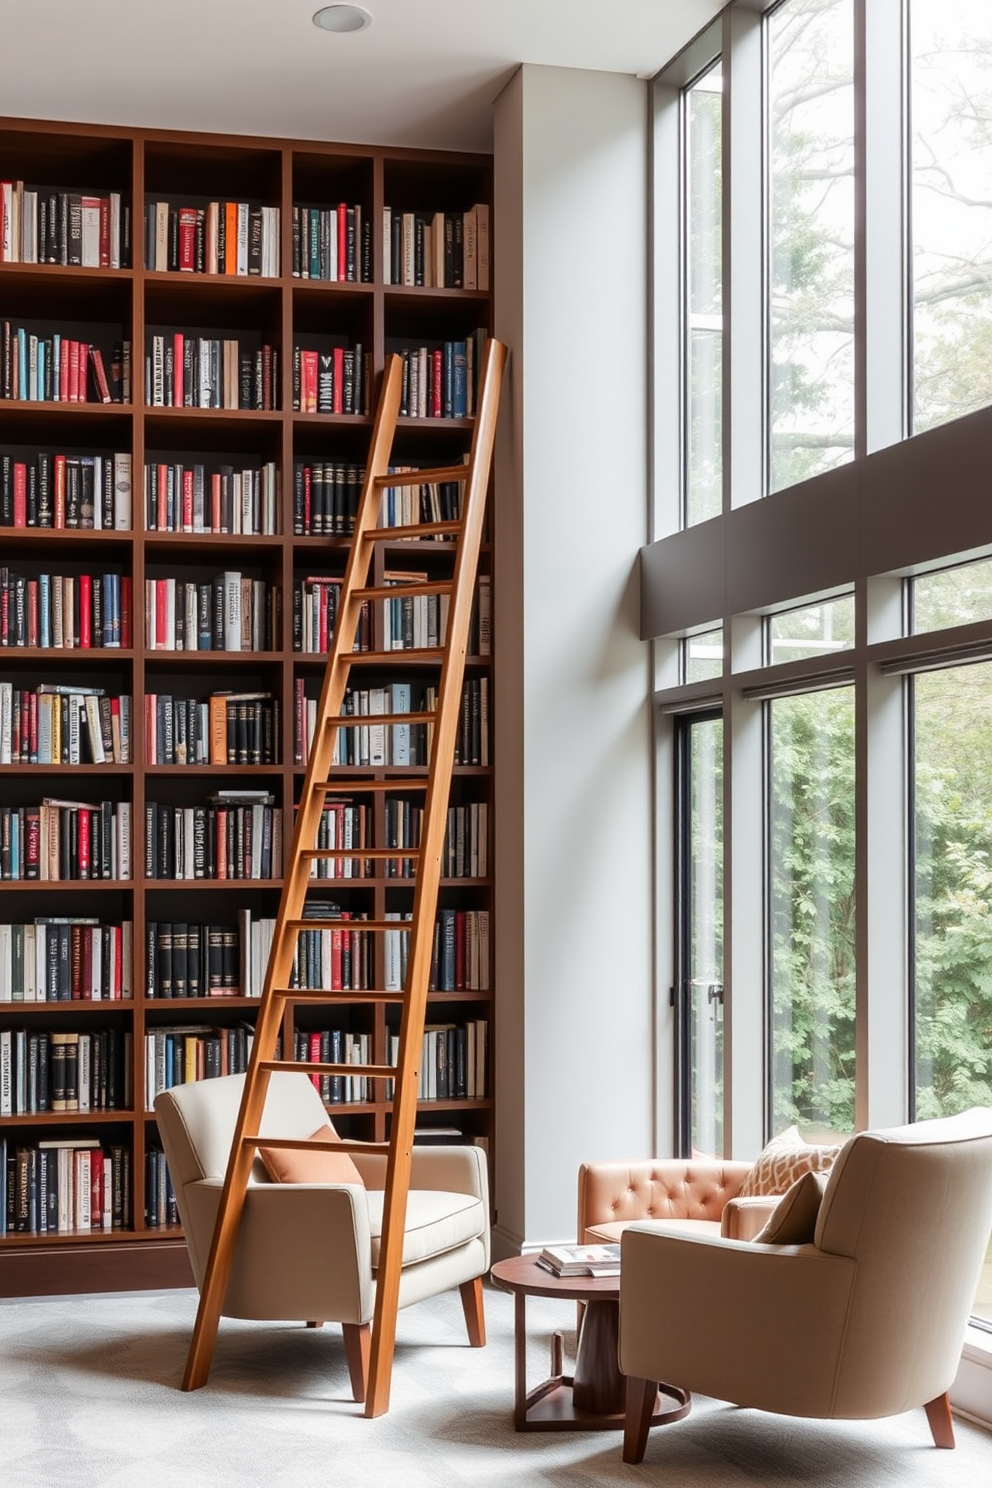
493, 64, 655, 1252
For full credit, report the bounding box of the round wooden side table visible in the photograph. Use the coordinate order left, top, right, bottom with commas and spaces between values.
490, 1254, 691, 1432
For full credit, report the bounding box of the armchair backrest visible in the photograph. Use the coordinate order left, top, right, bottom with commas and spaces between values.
156, 1071, 330, 1189
813, 1106, 992, 1416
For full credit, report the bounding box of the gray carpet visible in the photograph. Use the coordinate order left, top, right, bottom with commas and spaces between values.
2, 1284, 990, 1488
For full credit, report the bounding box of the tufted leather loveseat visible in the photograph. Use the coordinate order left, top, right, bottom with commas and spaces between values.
578, 1158, 781, 1245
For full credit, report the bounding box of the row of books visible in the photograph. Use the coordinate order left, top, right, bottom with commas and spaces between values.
404, 1020, 488, 1101
292, 344, 370, 416
292, 458, 365, 536
143, 459, 279, 535
144, 573, 278, 652
0, 569, 132, 649
293, 576, 370, 654
309, 680, 489, 768
0, 683, 131, 766
144, 334, 279, 411
382, 575, 448, 652
0, 920, 133, 1002
1, 450, 132, 530
143, 1022, 254, 1108
144, 199, 280, 277
0, 325, 127, 404
295, 1030, 372, 1103
0, 182, 129, 267
291, 904, 371, 992
0, 1027, 131, 1115
0, 800, 131, 882
1, 1138, 131, 1236
143, 794, 282, 881
378, 467, 464, 532
147, 920, 249, 999
431, 909, 491, 992
145, 1147, 178, 1228
383, 799, 489, 881
144, 691, 280, 766
394, 339, 484, 420
292, 202, 370, 283
309, 800, 371, 880
382, 205, 490, 291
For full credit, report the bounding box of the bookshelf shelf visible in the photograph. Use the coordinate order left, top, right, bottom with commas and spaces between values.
0, 112, 494, 1295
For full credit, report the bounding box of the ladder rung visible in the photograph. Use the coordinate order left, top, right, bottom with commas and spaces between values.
325, 710, 436, 728
243, 1134, 391, 1157
312, 779, 429, 795
338, 649, 444, 665
373, 466, 468, 488
302, 846, 419, 860
364, 521, 461, 541
287, 918, 412, 935
356, 581, 453, 601
273, 986, 408, 1003
259, 1059, 396, 1079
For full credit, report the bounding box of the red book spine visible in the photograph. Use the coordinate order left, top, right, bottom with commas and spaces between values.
113, 925, 122, 999
182, 469, 194, 532
68, 340, 81, 402
78, 809, 91, 881
178, 209, 197, 272
173, 333, 184, 407
12, 461, 26, 526
210, 472, 222, 532
90, 1149, 104, 1224
331, 926, 342, 990
89, 346, 112, 403
432, 350, 443, 418
78, 573, 92, 647
303, 351, 317, 413
25, 808, 40, 878
332, 346, 344, 414
59, 338, 70, 401
337, 205, 347, 282
120, 576, 132, 648
308, 1032, 322, 1091
155, 580, 167, 651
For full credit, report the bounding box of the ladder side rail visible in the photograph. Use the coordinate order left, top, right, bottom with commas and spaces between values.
365, 340, 507, 1416
182, 357, 405, 1391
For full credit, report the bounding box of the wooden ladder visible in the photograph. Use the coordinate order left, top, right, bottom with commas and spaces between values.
180, 338, 507, 1418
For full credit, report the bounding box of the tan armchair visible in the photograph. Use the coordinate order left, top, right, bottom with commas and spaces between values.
154, 1071, 490, 1402
617, 1108, 992, 1462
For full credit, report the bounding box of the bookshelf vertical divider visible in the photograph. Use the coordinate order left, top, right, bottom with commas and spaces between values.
0, 116, 494, 1296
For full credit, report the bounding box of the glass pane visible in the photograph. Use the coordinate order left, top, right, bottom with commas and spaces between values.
684, 626, 724, 684
685, 64, 723, 526
689, 717, 724, 1156
912, 1, 992, 433
768, 0, 855, 492
767, 593, 855, 664
769, 688, 856, 1139
913, 663, 992, 1325
912, 555, 992, 633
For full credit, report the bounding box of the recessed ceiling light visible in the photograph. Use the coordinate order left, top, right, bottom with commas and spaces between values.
313, 4, 372, 32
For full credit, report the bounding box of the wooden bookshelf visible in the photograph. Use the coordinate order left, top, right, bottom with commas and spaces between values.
0, 115, 494, 1295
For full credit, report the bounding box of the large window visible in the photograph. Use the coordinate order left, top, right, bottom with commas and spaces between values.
768, 0, 855, 491
911, 0, 992, 432
769, 688, 856, 1138
913, 662, 992, 1323
684, 63, 724, 525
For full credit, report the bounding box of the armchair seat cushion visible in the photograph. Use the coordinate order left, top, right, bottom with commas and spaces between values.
366, 1188, 486, 1267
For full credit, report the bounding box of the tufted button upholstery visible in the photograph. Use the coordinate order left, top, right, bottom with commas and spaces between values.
577, 1159, 754, 1244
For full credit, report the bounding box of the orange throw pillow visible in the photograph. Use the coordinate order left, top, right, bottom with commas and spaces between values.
259, 1124, 365, 1187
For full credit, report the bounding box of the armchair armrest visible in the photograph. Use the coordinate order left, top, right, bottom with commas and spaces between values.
619, 1224, 856, 1418
720, 1193, 782, 1240
578, 1159, 752, 1241
352, 1144, 488, 1203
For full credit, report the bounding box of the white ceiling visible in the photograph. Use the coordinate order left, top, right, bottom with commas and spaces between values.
1, 1, 725, 152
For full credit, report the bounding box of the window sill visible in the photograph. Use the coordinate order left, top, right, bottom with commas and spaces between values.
950, 1326, 992, 1430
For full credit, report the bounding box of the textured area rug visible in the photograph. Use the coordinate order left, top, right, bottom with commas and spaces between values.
2, 1284, 990, 1488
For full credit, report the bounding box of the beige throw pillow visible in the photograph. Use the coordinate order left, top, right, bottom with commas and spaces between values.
753, 1169, 828, 1244
259, 1124, 365, 1187
738, 1125, 840, 1198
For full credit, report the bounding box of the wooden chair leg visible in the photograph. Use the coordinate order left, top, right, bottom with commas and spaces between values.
924, 1391, 955, 1448
343, 1322, 371, 1403
459, 1276, 486, 1347
623, 1375, 657, 1463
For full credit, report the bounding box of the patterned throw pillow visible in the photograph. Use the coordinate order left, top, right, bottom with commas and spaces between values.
738, 1125, 841, 1198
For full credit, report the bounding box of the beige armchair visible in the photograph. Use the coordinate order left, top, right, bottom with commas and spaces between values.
154, 1071, 490, 1402
617, 1108, 992, 1462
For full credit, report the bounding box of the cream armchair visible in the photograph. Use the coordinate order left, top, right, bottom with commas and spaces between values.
618, 1108, 992, 1462
154, 1071, 490, 1402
